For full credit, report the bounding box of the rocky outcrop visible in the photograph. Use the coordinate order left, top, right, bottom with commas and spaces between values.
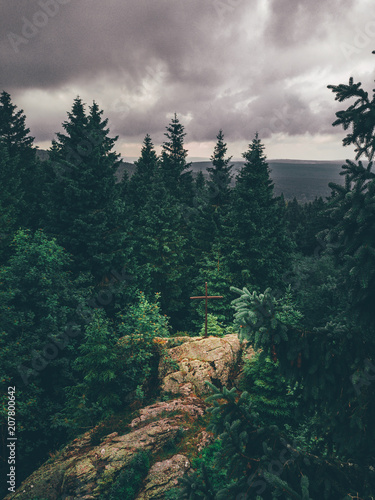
136, 454, 191, 499
8, 335, 251, 500
159, 334, 242, 396
8, 396, 205, 500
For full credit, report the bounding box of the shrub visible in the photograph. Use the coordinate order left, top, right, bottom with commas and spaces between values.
199, 314, 225, 337
241, 352, 300, 427
109, 450, 151, 500
117, 291, 170, 399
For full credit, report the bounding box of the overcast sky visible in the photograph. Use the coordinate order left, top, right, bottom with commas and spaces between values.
1, 0, 375, 160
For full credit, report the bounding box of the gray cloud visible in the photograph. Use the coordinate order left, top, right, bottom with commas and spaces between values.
0, 0, 373, 156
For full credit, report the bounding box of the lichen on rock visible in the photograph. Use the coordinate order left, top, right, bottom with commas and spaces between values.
159, 334, 242, 396
135, 454, 191, 499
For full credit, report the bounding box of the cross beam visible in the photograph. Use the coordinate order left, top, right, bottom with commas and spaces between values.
190, 282, 223, 337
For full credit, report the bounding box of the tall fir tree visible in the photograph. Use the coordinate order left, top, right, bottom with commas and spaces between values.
0, 143, 21, 263
188, 172, 216, 264
206, 130, 234, 263
43, 98, 132, 283
207, 129, 233, 209
160, 113, 194, 205
0, 91, 43, 231
227, 133, 293, 289
132, 171, 188, 329
128, 134, 159, 213
0, 90, 34, 156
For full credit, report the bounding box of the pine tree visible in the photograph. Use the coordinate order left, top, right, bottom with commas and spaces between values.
128, 134, 159, 213
132, 172, 188, 328
0, 143, 21, 263
43, 98, 131, 282
0, 90, 34, 156
160, 113, 194, 204
0, 91, 42, 230
197, 130, 234, 258
207, 130, 233, 209
227, 134, 293, 289
241, 352, 299, 427
188, 173, 216, 263
327, 69, 375, 323
195, 169, 206, 191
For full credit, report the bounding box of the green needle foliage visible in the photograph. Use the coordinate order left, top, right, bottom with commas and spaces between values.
62, 309, 121, 430
226, 134, 293, 290
241, 353, 299, 427
174, 384, 374, 499
43, 98, 130, 282
0, 229, 88, 486
128, 133, 159, 214
117, 291, 170, 399
160, 113, 194, 205
207, 130, 233, 210
2, 55, 375, 498
199, 314, 225, 337
0, 91, 43, 233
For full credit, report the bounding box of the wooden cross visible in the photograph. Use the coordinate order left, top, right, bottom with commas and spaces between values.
190, 282, 223, 338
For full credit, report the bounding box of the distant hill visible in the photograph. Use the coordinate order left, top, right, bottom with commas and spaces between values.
185, 160, 346, 202
36, 150, 346, 203
36, 149, 135, 182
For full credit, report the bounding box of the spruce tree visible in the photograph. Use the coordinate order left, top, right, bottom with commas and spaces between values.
197, 130, 234, 258
132, 171, 188, 328
160, 113, 194, 204
188, 172, 216, 263
0, 90, 34, 156
0, 143, 21, 263
44, 98, 131, 282
0, 91, 42, 230
327, 69, 375, 322
207, 130, 233, 209
128, 134, 159, 212
227, 134, 292, 289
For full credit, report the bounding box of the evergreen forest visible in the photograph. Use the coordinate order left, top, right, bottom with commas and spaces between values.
1, 61, 375, 499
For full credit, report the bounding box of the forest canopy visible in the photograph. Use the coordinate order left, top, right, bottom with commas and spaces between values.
1, 58, 375, 498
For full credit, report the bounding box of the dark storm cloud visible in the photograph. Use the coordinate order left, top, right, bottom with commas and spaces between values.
265, 0, 356, 46
0, 0, 219, 89
0, 0, 373, 150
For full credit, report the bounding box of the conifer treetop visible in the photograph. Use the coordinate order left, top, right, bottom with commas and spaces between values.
328, 54, 375, 161
0, 90, 34, 153
161, 112, 189, 167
